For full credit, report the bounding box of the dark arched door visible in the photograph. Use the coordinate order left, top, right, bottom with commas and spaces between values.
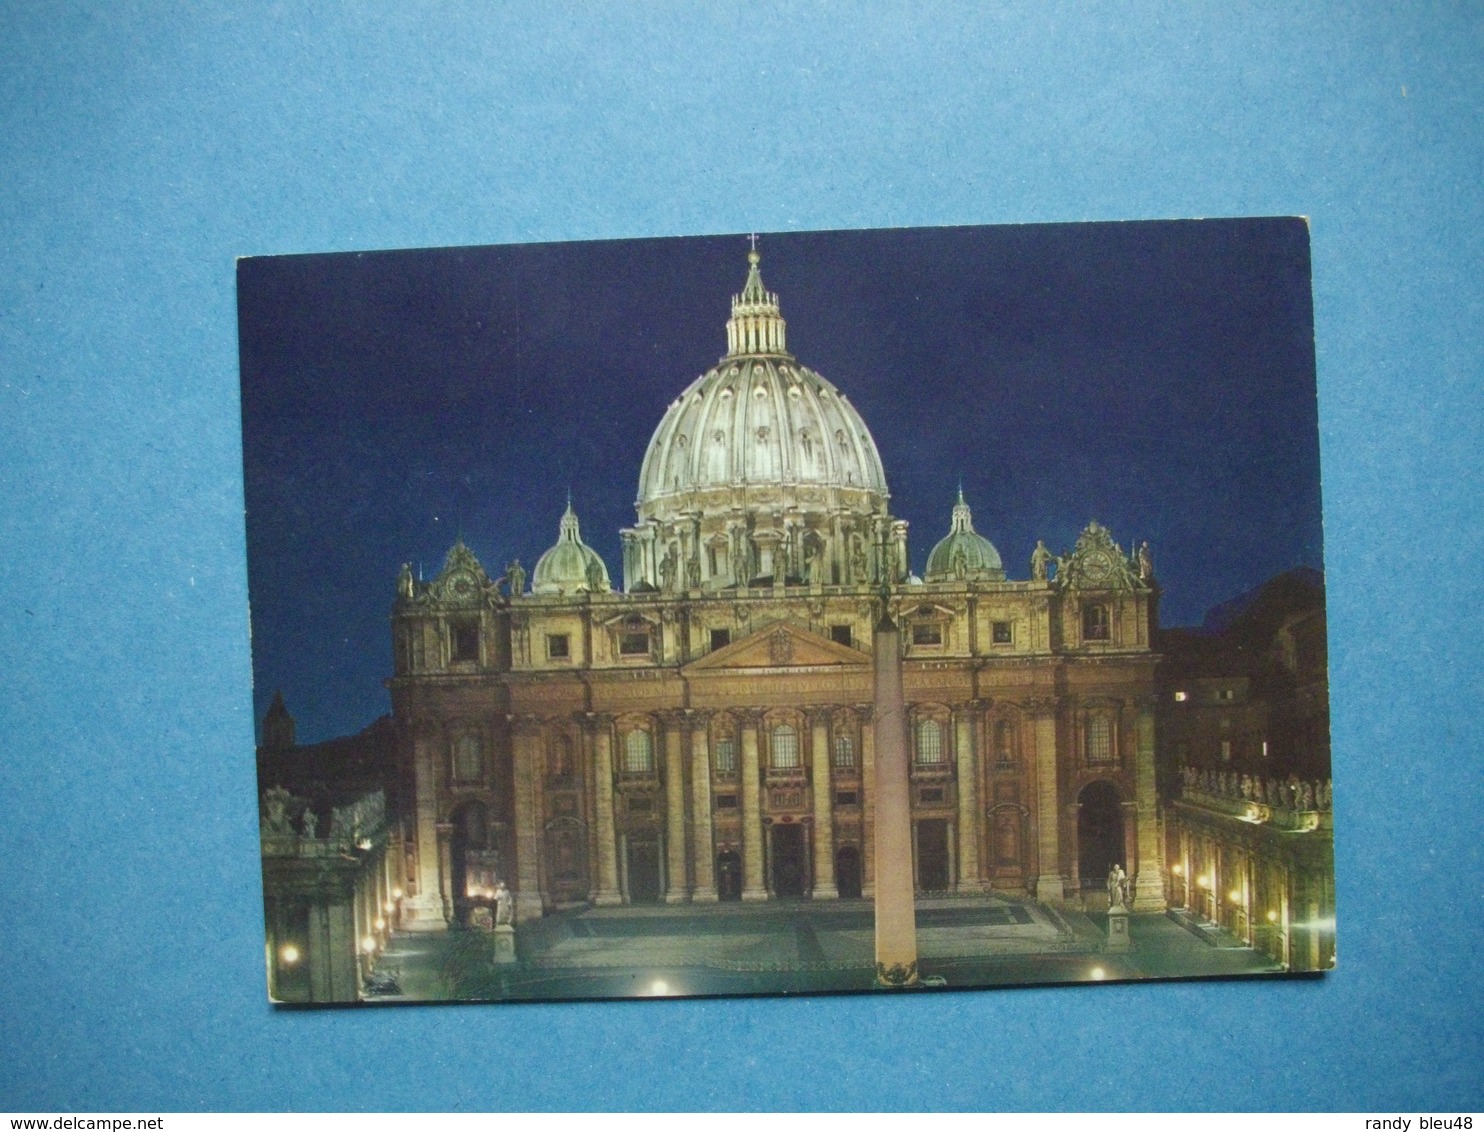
1077, 780, 1125, 893
836, 846, 862, 898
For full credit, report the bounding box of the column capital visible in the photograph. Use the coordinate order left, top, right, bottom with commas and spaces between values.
733, 707, 766, 728
685, 708, 715, 731
1021, 696, 1059, 719
508, 713, 544, 736
852, 703, 875, 724
579, 711, 615, 732
804, 706, 834, 727
654, 708, 689, 728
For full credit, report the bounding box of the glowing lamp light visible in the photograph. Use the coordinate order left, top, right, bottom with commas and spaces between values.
361, 936, 377, 954
383, 900, 395, 913
374, 917, 386, 931
649, 979, 672, 996
279, 944, 300, 966
392, 887, 404, 899
1266, 910, 1279, 923
1198, 875, 1213, 890
1089, 967, 1107, 981
1228, 889, 1243, 903
1171, 864, 1184, 876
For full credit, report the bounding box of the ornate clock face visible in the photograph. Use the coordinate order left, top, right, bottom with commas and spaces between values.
1082, 551, 1112, 584
450, 573, 475, 598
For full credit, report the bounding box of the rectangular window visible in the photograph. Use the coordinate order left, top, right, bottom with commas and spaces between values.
619, 631, 650, 656
919, 787, 945, 804
830, 624, 853, 647
833, 734, 855, 769
451, 621, 480, 663
1220, 739, 1232, 762
992, 620, 1012, 644
770, 726, 800, 769
713, 737, 737, 774
835, 790, 858, 806
715, 794, 739, 810
710, 628, 731, 651
1174, 690, 1188, 702
1086, 716, 1112, 762
915, 720, 944, 765
911, 623, 943, 646
546, 633, 570, 659
1082, 603, 1110, 641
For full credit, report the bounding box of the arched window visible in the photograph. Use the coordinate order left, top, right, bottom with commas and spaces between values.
995, 719, 1016, 764
713, 736, 737, 775
770, 725, 800, 770
1086, 715, 1113, 763
453, 734, 483, 781
1082, 602, 1111, 642
622, 729, 653, 774
915, 719, 943, 766
834, 733, 855, 769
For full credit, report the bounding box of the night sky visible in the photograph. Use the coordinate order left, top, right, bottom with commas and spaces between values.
238, 219, 1322, 743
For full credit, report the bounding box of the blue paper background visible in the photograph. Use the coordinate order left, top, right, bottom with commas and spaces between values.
1, 2, 1479, 1112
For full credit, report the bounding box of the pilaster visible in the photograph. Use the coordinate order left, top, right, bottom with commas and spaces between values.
1131, 697, 1167, 910
587, 714, 622, 905
738, 710, 767, 900
808, 708, 838, 899
954, 703, 985, 892
1028, 698, 1066, 905
689, 713, 718, 901
510, 715, 545, 921
661, 711, 689, 903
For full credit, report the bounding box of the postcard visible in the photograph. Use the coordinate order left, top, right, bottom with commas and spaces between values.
240, 220, 1333, 1003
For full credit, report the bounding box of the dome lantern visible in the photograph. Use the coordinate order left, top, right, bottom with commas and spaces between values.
725, 240, 789, 358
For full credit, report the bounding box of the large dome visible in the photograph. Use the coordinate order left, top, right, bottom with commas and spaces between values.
635, 250, 889, 520
621, 247, 905, 594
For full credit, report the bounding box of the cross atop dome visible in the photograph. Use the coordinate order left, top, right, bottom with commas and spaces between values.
727, 238, 789, 357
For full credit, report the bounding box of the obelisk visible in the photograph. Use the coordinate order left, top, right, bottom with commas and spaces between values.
872, 587, 918, 987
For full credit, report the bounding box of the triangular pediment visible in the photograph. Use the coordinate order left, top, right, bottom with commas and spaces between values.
684, 620, 870, 674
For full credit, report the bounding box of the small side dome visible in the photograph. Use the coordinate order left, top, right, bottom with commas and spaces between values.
925, 488, 1004, 583
533, 502, 612, 595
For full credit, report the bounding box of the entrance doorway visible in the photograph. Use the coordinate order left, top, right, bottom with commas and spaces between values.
769, 823, 807, 897
836, 846, 862, 898
625, 834, 662, 904
1077, 780, 1126, 894
716, 850, 742, 901
916, 818, 951, 891
449, 802, 489, 925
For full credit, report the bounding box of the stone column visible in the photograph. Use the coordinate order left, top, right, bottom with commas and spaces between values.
859, 705, 876, 897
689, 714, 718, 901
872, 606, 918, 986
511, 716, 544, 921
589, 714, 622, 905
739, 711, 767, 900
1131, 697, 1167, 910
325, 894, 358, 1002
662, 712, 689, 903
809, 709, 838, 898
405, 726, 448, 929
954, 704, 983, 892
1029, 699, 1066, 904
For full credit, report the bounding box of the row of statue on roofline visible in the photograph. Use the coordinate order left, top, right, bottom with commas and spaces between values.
1180, 765, 1332, 812
259, 785, 387, 846
397, 532, 1154, 603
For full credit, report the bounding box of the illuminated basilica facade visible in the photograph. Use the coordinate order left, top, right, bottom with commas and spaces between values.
388, 249, 1166, 929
